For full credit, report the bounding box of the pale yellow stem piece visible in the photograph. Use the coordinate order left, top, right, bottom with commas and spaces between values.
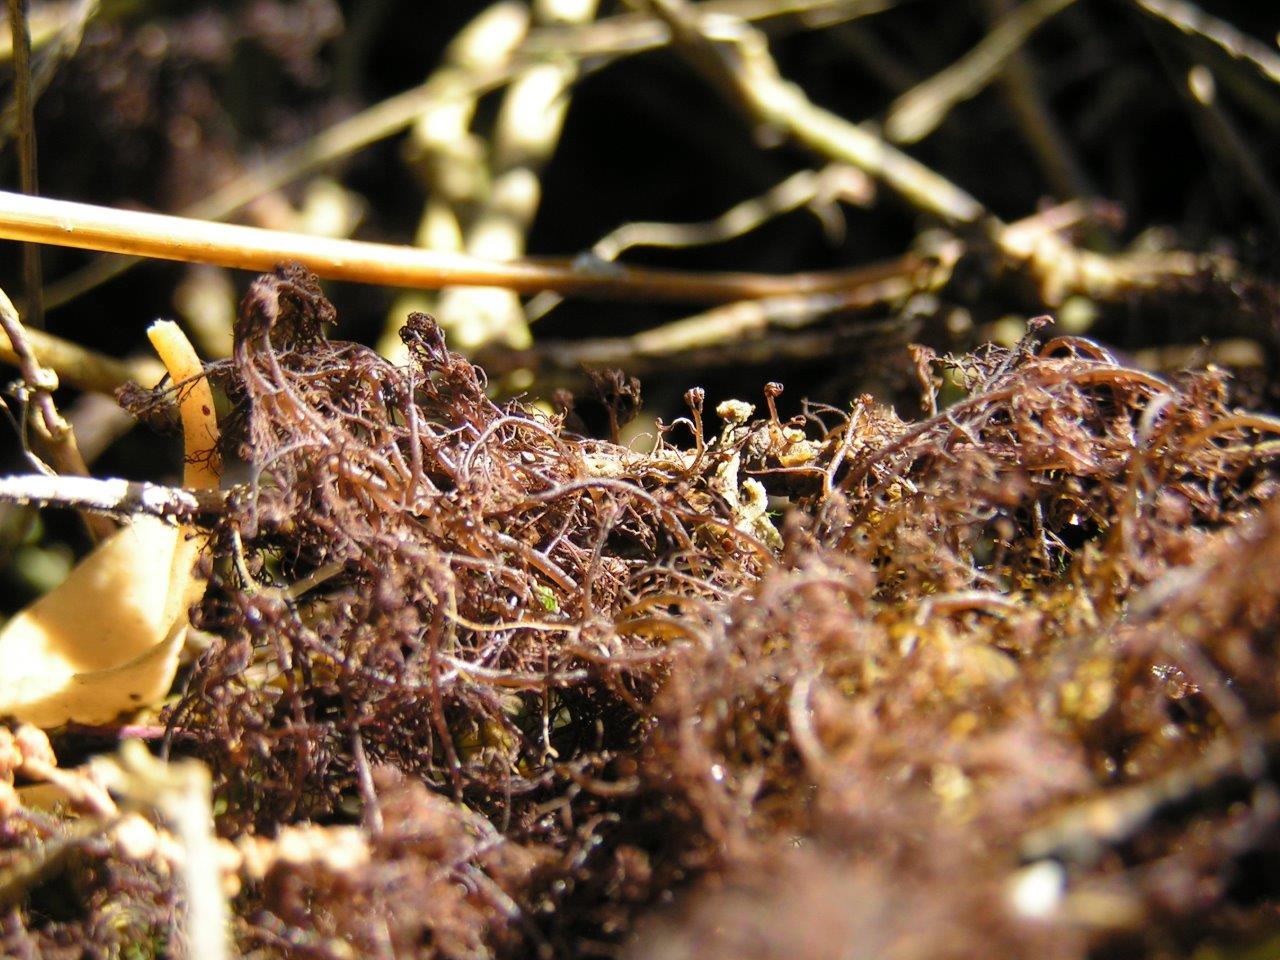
147, 320, 220, 490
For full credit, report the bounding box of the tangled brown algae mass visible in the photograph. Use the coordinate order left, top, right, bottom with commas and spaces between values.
5, 266, 1280, 959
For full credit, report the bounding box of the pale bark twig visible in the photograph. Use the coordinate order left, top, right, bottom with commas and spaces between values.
0, 281, 119, 540
45, 0, 892, 312
884, 0, 1078, 145
640, 0, 988, 223
0, 473, 223, 523
527, 162, 874, 322
0, 319, 162, 394
93, 743, 230, 960
638, 1, 1216, 305
0, 282, 62, 439
1132, 0, 1280, 88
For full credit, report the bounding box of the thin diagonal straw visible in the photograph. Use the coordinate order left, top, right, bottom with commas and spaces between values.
0, 191, 911, 303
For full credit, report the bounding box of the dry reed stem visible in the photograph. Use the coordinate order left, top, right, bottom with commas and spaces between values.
0, 190, 910, 302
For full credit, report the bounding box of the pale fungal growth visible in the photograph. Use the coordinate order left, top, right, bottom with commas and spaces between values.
715, 398, 755, 425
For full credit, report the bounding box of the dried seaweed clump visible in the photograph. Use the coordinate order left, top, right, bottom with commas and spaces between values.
11, 267, 1280, 959
173, 274, 1280, 956
241, 770, 556, 959
182, 264, 778, 819
630, 332, 1280, 959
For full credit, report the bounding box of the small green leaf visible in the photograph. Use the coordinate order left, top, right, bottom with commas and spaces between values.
534, 584, 559, 613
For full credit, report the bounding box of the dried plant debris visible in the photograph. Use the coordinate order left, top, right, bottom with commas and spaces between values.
7, 266, 1280, 957
0, 321, 217, 728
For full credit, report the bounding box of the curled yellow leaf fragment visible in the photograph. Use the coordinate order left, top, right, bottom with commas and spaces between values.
0, 518, 206, 726
0, 321, 218, 727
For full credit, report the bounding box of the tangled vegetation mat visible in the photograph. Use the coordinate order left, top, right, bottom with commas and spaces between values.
1, 1, 1280, 958
4, 264, 1280, 957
